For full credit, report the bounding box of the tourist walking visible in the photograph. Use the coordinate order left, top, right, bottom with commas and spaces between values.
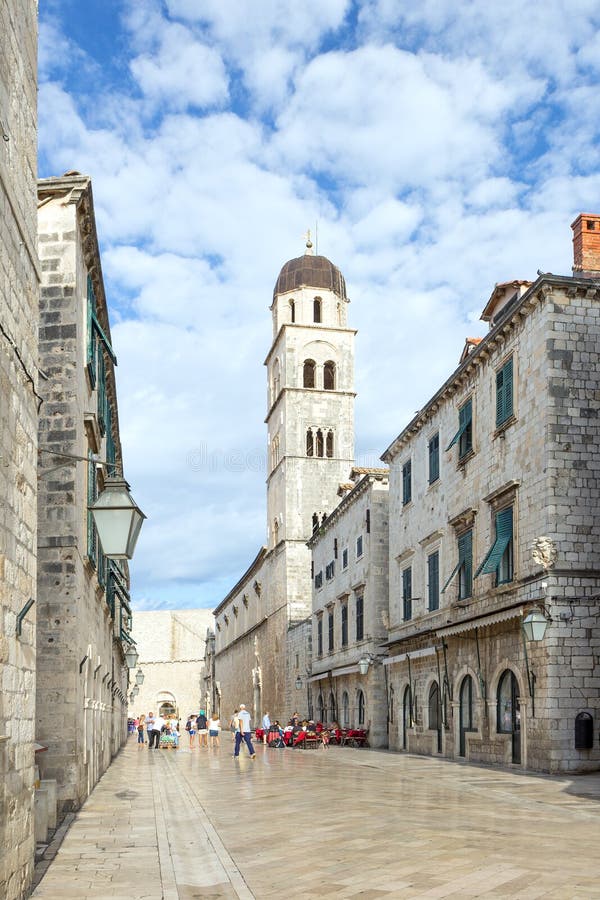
149, 712, 165, 749
233, 704, 256, 758
137, 714, 146, 747
146, 712, 156, 748
197, 709, 208, 748
261, 710, 271, 745
208, 714, 221, 748
229, 709, 239, 744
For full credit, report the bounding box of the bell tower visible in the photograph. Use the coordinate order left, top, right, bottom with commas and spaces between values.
265, 237, 355, 615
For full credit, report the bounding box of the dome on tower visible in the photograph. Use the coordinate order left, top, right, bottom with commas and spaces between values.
273, 253, 347, 301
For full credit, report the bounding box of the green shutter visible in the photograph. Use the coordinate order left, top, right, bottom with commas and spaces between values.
446, 401, 472, 451
475, 508, 513, 577
87, 451, 97, 565
428, 552, 439, 610
442, 529, 472, 593
87, 276, 97, 386
496, 358, 513, 426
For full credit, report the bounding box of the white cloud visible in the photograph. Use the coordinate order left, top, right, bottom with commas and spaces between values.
129, 22, 229, 111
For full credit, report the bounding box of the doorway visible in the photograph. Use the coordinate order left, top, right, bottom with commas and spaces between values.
497, 669, 521, 764
459, 675, 474, 758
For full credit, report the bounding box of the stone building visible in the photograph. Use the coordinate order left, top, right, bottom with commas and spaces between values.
129, 609, 215, 722
0, 2, 39, 897
381, 214, 600, 774
36, 174, 131, 813
308, 468, 389, 747
213, 242, 356, 723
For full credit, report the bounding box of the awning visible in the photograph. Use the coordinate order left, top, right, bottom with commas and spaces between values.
383, 646, 437, 666
436, 606, 523, 638
309, 664, 360, 683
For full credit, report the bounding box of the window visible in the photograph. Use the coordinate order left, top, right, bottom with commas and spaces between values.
341, 604, 348, 646
334, 538, 338, 559
324, 360, 335, 390
328, 691, 336, 722
496, 357, 514, 427
356, 595, 364, 641
317, 617, 323, 656
325, 561, 335, 580
366, 509, 370, 534
429, 682, 441, 732
428, 433, 440, 484
357, 689, 365, 725
326, 430, 334, 458
342, 691, 349, 727
315, 571, 323, 589
313, 297, 322, 323
316, 429, 324, 457
402, 567, 412, 620
303, 359, 316, 388
306, 429, 314, 457
273, 519, 279, 545
442, 529, 473, 600
272, 359, 281, 401
497, 669, 520, 734
328, 610, 334, 651
290, 299, 295, 323
446, 398, 473, 459
402, 459, 412, 505
475, 507, 513, 585
312, 513, 319, 533
356, 535, 363, 558
427, 551, 439, 611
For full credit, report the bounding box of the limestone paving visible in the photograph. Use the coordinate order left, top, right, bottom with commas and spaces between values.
31, 735, 600, 898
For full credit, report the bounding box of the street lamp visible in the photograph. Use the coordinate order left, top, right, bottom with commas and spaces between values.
522, 607, 549, 642
135, 668, 145, 685
295, 675, 303, 690
358, 656, 371, 676
89, 475, 146, 560
124, 644, 139, 669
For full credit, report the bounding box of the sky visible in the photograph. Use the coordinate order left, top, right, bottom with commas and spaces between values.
38, 0, 600, 611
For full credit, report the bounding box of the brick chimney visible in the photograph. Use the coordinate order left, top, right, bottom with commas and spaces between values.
571, 213, 600, 276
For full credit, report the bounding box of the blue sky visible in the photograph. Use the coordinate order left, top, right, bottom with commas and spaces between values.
38, 0, 600, 611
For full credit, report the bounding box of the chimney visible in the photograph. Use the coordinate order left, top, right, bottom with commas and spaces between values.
571, 213, 600, 276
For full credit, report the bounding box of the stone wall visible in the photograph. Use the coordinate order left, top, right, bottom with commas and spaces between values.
0, 2, 39, 897
36, 176, 130, 813
129, 609, 214, 720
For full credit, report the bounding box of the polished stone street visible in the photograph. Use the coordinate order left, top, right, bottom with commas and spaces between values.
31, 736, 600, 899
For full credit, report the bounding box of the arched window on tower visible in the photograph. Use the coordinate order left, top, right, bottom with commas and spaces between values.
306, 429, 314, 457
303, 359, 316, 388
273, 518, 279, 546
316, 429, 324, 457
313, 297, 322, 323
324, 361, 335, 391
290, 299, 295, 323
312, 513, 319, 533
326, 430, 334, 458
272, 359, 280, 401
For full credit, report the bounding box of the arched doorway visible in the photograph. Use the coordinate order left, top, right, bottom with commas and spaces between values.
402, 685, 411, 750
429, 681, 442, 753
159, 701, 177, 719
459, 675, 474, 757
341, 691, 349, 727
497, 669, 521, 764
356, 689, 365, 726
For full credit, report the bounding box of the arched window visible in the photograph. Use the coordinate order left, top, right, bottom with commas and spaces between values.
357, 689, 365, 726
497, 669, 521, 766
272, 359, 280, 401
317, 693, 324, 723
306, 429, 314, 457
159, 701, 177, 718
328, 691, 336, 723
326, 430, 334, 458
290, 299, 295, 323
313, 297, 322, 323
341, 691, 349, 727
312, 513, 319, 533
389, 685, 394, 724
303, 359, 316, 388
324, 360, 335, 390
273, 519, 279, 546
316, 429, 324, 457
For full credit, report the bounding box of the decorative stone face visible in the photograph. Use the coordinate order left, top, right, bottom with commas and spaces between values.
531, 536, 558, 570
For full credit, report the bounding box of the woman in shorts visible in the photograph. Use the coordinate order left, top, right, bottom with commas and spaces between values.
208, 714, 220, 749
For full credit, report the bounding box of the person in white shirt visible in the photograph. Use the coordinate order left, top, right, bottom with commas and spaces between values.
262, 711, 271, 745
150, 714, 165, 749
234, 704, 256, 758
208, 715, 220, 748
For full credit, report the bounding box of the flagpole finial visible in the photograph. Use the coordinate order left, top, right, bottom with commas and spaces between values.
304, 229, 314, 255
